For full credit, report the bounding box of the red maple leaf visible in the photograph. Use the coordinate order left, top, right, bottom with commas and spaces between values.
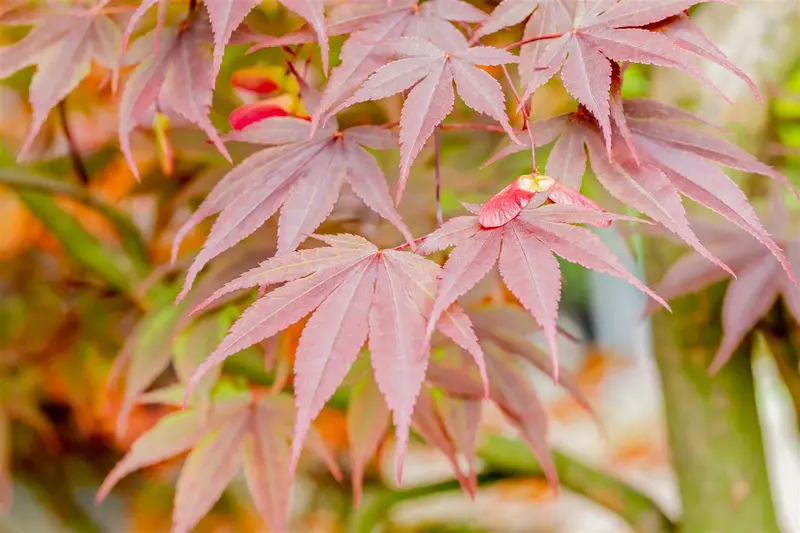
653, 203, 799, 374
420, 190, 665, 381
250, 0, 488, 126
172, 115, 416, 300
183, 234, 489, 484
119, 13, 232, 178
475, 0, 737, 149
98, 391, 340, 533
346, 302, 593, 500
326, 37, 520, 202
0, 3, 121, 159
487, 99, 797, 279
124, 0, 327, 75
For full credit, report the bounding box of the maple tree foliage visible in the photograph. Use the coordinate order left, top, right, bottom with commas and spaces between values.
486, 98, 797, 278
419, 182, 666, 382
0, 3, 121, 159
172, 115, 416, 300
2, 0, 798, 531
653, 200, 800, 374
183, 233, 488, 484
97, 390, 341, 533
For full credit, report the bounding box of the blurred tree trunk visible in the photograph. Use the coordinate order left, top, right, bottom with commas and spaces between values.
646, 265, 780, 533
645, 4, 800, 531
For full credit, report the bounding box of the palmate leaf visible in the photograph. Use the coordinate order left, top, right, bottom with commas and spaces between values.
411, 383, 482, 495
250, 0, 487, 130
421, 193, 665, 383
173, 117, 415, 300
183, 234, 488, 484
476, 0, 740, 149
648, 13, 760, 102
654, 209, 800, 374
110, 246, 268, 436
488, 100, 797, 280
327, 37, 519, 202
99, 390, 339, 533
119, 13, 231, 178
343, 303, 588, 501
0, 4, 121, 160
124, 0, 327, 75
424, 306, 595, 493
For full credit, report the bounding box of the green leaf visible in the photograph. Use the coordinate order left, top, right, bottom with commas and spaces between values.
13, 188, 139, 295
0, 166, 149, 274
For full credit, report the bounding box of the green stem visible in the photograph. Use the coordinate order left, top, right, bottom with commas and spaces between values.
347, 436, 674, 533
479, 435, 675, 533
346, 472, 507, 533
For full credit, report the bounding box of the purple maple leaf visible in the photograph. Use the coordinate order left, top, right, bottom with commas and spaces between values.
183, 234, 489, 485
654, 203, 799, 374
327, 37, 520, 202
172, 116, 416, 300
98, 392, 340, 533
0, 4, 121, 160
419, 194, 665, 384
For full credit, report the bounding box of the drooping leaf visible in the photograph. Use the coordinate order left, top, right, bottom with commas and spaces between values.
483, 343, 558, 491
347, 371, 391, 506
654, 210, 799, 374
119, 15, 231, 178
0, 5, 121, 160
100, 392, 336, 533
242, 401, 293, 533
172, 408, 250, 533
411, 385, 480, 495
98, 397, 247, 503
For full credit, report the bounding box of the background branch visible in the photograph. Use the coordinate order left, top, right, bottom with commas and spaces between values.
347, 435, 675, 533
58, 101, 89, 185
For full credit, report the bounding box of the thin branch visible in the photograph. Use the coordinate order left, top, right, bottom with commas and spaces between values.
505, 32, 565, 51
478, 436, 676, 533
347, 435, 676, 533
434, 126, 443, 226
761, 304, 800, 429
347, 472, 508, 533
440, 123, 514, 133
392, 235, 427, 251
58, 101, 89, 185
500, 64, 538, 173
